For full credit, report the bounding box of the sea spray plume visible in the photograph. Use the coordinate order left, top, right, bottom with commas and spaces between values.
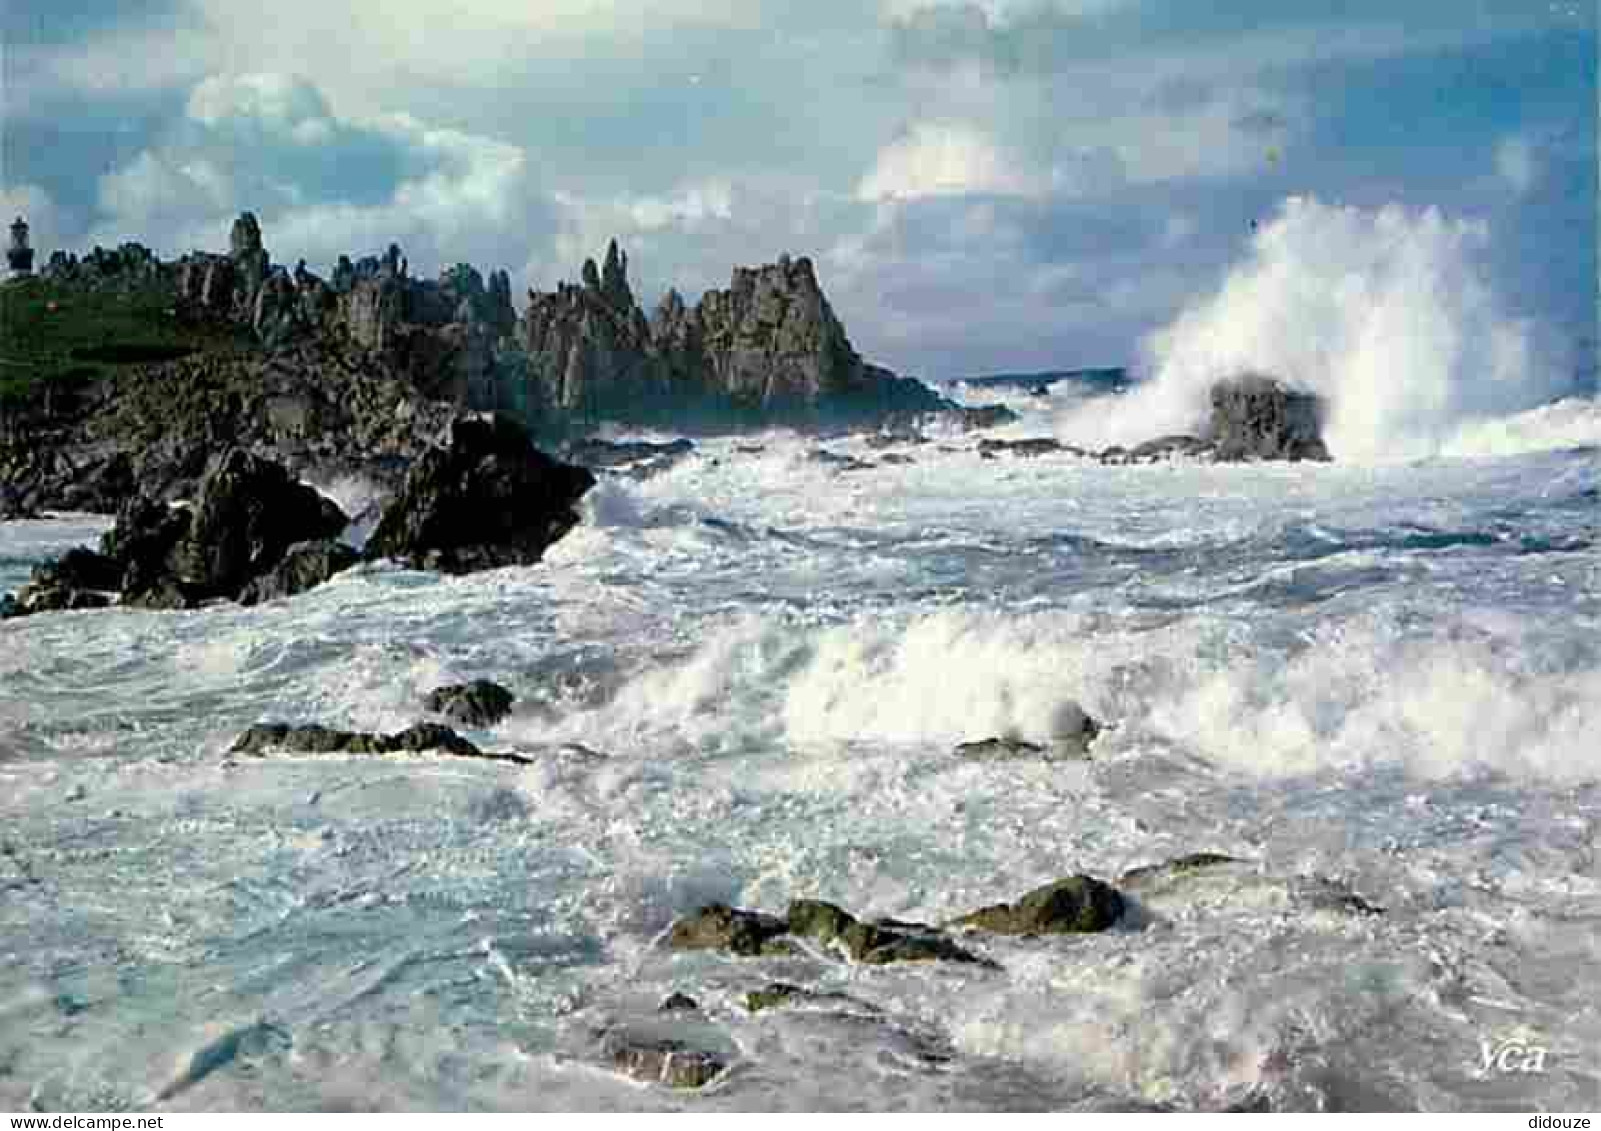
1055, 197, 1565, 461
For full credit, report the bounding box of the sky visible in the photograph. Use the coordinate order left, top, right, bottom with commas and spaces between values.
2, 0, 1595, 380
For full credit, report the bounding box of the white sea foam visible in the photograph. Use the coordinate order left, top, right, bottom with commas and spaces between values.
2, 406, 1597, 1111
1056, 197, 1579, 462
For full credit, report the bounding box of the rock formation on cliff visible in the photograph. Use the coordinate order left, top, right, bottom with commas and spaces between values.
518, 242, 949, 431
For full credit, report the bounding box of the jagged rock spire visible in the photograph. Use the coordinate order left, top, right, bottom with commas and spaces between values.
229, 212, 263, 258
601, 238, 633, 309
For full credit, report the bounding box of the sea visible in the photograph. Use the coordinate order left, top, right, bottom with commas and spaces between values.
1, 198, 1597, 1112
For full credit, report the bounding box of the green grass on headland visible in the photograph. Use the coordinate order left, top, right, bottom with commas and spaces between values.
0, 276, 243, 406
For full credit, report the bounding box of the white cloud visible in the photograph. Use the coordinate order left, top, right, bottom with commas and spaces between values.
185, 72, 333, 130
879, 0, 1129, 22
88, 73, 538, 274
857, 121, 1040, 201
1494, 135, 1540, 194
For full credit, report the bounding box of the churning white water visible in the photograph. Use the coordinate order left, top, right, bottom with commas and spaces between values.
2, 203, 1597, 1111
1056, 197, 1591, 462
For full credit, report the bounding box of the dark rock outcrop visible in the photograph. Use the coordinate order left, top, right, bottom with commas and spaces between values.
365, 413, 595, 573
786, 899, 993, 966
237, 539, 360, 605
0, 546, 119, 616
978, 437, 1086, 459
4, 450, 351, 616
663, 896, 998, 968
949, 875, 1124, 935
423, 679, 515, 728
657, 992, 701, 1014
603, 1023, 731, 1090
170, 449, 347, 599
228, 721, 512, 761
665, 904, 791, 957
1206, 375, 1330, 462
954, 736, 1046, 760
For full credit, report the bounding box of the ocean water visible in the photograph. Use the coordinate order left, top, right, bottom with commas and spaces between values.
2, 200, 1598, 1111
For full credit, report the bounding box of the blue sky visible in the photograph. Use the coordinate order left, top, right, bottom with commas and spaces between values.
2, 0, 1594, 380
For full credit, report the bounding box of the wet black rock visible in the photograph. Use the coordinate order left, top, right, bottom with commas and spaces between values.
4, 452, 350, 617
424, 679, 515, 728
1206, 374, 1330, 462
229, 721, 489, 760
665, 904, 792, 957
786, 898, 994, 967
1116, 434, 1217, 464
954, 736, 1046, 760
978, 437, 1085, 459
949, 875, 1124, 935
365, 413, 595, 574
237, 539, 359, 605
657, 992, 701, 1014
169, 448, 348, 600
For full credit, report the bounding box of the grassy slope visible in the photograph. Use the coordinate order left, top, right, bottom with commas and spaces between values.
0, 277, 245, 406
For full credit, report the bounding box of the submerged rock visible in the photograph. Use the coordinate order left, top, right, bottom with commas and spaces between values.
741, 982, 881, 1015
806, 448, 875, 472
949, 875, 1124, 935
1117, 852, 1244, 889
603, 1026, 731, 1090
1117, 853, 1384, 917
365, 413, 595, 574
424, 679, 516, 727
952, 404, 1020, 432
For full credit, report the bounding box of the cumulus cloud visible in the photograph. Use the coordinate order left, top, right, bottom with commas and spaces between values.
1494, 134, 1540, 194
87, 73, 545, 281
857, 122, 1038, 201
4, 1, 1588, 385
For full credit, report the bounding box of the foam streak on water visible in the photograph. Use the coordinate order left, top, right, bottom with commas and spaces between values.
2, 426, 1598, 1111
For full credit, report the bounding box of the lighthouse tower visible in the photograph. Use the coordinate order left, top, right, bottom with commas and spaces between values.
7, 217, 35, 278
